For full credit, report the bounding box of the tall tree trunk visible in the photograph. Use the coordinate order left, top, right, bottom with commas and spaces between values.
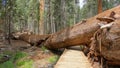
61, 0, 67, 29
47, 0, 53, 34
98, 0, 102, 14
39, 0, 44, 34
73, 0, 76, 25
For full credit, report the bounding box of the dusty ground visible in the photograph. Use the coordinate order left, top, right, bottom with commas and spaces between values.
24, 46, 58, 68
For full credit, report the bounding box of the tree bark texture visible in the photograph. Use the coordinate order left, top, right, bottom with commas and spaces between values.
88, 19, 120, 65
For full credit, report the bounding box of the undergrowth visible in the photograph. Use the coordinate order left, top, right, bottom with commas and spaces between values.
0, 51, 33, 68
48, 55, 59, 63
16, 58, 33, 68
41, 46, 47, 51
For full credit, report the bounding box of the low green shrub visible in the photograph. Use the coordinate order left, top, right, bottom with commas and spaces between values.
48, 56, 58, 63
0, 51, 31, 68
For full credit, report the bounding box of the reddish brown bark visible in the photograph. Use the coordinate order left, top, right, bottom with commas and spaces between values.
88, 20, 120, 65
101, 20, 120, 65
98, 0, 102, 14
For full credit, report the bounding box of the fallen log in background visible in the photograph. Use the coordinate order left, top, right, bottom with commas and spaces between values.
18, 34, 51, 46
44, 5, 120, 49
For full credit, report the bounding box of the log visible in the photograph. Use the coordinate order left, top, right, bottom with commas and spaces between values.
11, 30, 51, 46
18, 34, 51, 46
44, 5, 120, 49
12, 32, 51, 46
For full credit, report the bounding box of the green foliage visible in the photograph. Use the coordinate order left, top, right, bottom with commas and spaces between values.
48, 56, 58, 63
14, 0, 39, 32
79, 0, 97, 20
0, 0, 120, 34
0, 60, 14, 68
79, 0, 120, 20
44, 0, 81, 33
0, 51, 29, 68
16, 59, 33, 68
0, 0, 39, 32
14, 51, 27, 60
41, 46, 47, 52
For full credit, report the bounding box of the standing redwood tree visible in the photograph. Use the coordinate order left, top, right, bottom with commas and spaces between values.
98, 0, 102, 14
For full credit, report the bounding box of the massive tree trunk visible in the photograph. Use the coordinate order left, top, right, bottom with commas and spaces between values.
44, 5, 120, 49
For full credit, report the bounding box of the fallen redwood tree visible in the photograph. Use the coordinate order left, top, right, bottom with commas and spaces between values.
14, 6, 120, 49
13, 5, 120, 66
44, 5, 120, 49
43, 5, 120, 66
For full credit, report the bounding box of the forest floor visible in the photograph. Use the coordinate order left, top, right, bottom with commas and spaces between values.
0, 40, 59, 68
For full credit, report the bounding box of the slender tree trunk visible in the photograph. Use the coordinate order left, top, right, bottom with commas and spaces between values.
39, 0, 44, 34
53, 20, 56, 33
61, 0, 66, 29
49, 0, 54, 33
74, 0, 76, 25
